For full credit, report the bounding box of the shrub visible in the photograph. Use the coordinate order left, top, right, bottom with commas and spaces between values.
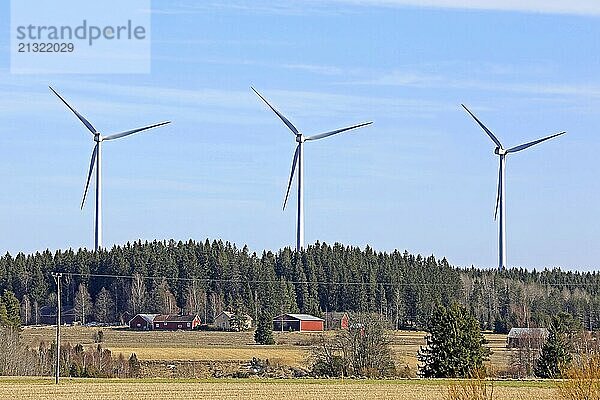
558, 355, 600, 400
447, 370, 495, 400
310, 314, 396, 378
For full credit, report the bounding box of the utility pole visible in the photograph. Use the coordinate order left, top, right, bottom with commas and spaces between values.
52, 272, 62, 384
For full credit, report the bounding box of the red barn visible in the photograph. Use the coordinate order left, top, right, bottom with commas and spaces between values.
153, 314, 201, 331
324, 312, 350, 330
129, 314, 159, 330
273, 313, 324, 332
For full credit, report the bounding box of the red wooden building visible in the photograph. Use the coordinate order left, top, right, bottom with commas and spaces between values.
273, 313, 324, 332
128, 314, 159, 330
152, 314, 201, 331
324, 312, 350, 330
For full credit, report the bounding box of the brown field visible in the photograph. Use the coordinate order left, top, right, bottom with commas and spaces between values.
0, 377, 558, 400
11, 327, 559, 399
20, 326, 511, 372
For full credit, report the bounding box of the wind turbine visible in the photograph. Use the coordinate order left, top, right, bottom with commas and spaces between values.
252, 87, 372, 252
461, 104, 565, 270
50, 86, 171, 252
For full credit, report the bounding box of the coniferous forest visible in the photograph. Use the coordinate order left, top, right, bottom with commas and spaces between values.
0, 239, 599, 332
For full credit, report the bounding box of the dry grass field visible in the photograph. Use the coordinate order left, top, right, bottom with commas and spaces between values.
10, 327, 561, 399
20, 326, 512, 372
0, 377, 557, 400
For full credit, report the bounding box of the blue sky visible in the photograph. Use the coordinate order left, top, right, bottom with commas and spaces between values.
1, 0, 599, 270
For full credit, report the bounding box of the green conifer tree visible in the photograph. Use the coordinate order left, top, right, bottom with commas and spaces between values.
418, 303, 490, 378
2, 290, 21, 328
254, 313, 274, 345
534, 313, 575, 378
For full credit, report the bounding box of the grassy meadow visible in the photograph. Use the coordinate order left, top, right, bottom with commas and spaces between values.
20, 326, 512, 372
7, 327, 565, 399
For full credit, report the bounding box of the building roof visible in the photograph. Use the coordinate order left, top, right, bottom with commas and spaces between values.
153, 314, 199, 323
129, 314, 159, 324
325, 312, 349, 320
216, 311, 252, 320
508, 327, 549, 338
275, 313, 324, 321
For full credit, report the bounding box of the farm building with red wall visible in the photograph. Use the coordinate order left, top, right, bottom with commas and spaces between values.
128, 314, 159, 330
273, 313, 324, 332
129, 313, 201, 331
324, 312, 349, 330
153, 314, 201, 330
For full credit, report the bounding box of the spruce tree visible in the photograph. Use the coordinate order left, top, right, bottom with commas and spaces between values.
94, 287, 115, 323
418, 303, 490, 378
534, 314, 574, 378
2, 290, 21, 328
254, 313, 274, 345
0, 300, 8, 326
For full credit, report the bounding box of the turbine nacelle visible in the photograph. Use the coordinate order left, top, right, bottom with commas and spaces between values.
494, 147, 507, 156
295, 134, 304, 143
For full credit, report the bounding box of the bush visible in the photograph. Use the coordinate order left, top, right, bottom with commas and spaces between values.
92, 329, 104, 343
447, 370, 495, 400
128, 353, 141, 378
310, 314, 396, 378
558, 354, 600, 400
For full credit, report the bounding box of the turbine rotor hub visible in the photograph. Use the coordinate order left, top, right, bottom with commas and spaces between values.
495, 147, 507, 155
296, 134, 304, 143
94, 133, 102, 142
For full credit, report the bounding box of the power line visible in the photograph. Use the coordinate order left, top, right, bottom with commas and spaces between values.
59, 271, 600, 288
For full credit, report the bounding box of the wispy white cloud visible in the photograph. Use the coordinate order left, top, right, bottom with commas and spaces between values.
151, 0, 600, 16
350, 69, 600, 99
332, 0, 600, 16
0, 77, 449, 136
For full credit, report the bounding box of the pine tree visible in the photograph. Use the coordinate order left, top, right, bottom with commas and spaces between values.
418, 303, 490, 378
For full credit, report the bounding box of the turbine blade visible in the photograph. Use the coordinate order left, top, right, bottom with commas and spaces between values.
506, 131, 566, 154
103, 121, 171, 141
49, 86, 97, 134
81, 144, 98, 210
251, 87, 299, 135
283, 145, 300, 210
494, 163, 501, 221
305, 121, 373, 142
461, 104, 503, 149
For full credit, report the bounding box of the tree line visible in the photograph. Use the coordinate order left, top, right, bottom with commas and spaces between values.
0, 239, 599, 332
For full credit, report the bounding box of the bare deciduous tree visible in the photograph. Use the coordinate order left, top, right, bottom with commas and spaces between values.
130, 274, 146, 315
73, 283, 92, 325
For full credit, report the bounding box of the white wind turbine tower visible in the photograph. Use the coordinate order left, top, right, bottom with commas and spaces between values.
252, 87, 372, 252
461, 104, 565, 270
50, 86, 171, 252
